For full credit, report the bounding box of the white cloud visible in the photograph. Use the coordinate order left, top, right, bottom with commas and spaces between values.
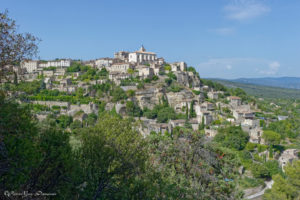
210, 27, 235, 35
259, 61, 280, 75
224, 0, 270, 21
197, 57, 281, 78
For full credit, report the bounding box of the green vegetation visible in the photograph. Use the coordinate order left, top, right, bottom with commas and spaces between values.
214, 126, 249, 150
126, 101, 142, 117
264, 160, 300, 200
210, 79, 300, 99
164, 64, 171, 71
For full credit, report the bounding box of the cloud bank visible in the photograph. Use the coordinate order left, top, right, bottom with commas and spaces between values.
224, 0, 270, 21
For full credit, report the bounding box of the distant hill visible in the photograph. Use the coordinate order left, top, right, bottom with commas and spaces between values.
208, 78, 300, 99
230, 77, 300, 89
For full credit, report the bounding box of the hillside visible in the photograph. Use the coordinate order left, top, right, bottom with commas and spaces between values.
231, 77, 300, 90
209, 78, 300, 99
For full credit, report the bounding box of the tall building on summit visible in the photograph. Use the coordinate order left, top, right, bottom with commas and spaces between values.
128, 46, 157, 64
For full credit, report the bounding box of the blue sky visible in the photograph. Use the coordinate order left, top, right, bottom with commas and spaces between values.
2, 0, 300, 78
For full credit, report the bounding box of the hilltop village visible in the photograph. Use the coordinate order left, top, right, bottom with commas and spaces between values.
1, 45, 300, 199
6, 46, 298, 173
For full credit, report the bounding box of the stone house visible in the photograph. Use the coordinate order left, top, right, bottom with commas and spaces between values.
249, 128, 264, 144
197, 111, 213, 125
278, 149, 299, 172
208, 91, 219, 100
108, 63, 134, 73
21, 60, 39, 73
204, 128, 218, 138
138, 65, 154, 79
170, 62, 187, 72
227, 96, 242, 108
108, 72, 131, 85
43, 70, 54, 77
114, 51, 129, 61
233, 110, 254, 121
95, 57, 115, 69
54, 68, 66, 76
189, 119, 199, 131
169, 119, 186, 129
39, 59, 71, 68
150, 63, 164, 75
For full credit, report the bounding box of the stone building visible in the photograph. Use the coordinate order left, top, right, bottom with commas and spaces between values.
108, 72, 130, 85
95, 57, 115, 69
170, 62, 187, 72
278, 149, 299, 172
21, 60, 39, 73
114, 51, 129, 61
43, 70, 54, 77
208, 91, 219, 100
228, 96, 242, 107
109, 63, 134, 73
138, 65, 154, 79
150, 63, 164, 75
128, 46, 157, 64
39, 59, 71, 68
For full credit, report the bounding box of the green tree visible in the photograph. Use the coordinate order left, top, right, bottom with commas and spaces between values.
75, 114, 148, 199
111, 87, 127, 102
0, 11, 39, 82
263, 130, 281, 146
0, 94, 76, 198
126, 101, 142, 117
126, 89, 135, 98
264, 161, 300, 200
146, 131, 241, 199
214, 126, 249, 150
189, 101, 196, 118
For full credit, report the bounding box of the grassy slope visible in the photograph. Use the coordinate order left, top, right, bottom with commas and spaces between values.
208, 79, 300, 99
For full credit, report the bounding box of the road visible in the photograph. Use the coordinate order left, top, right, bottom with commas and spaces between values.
245, 180, 274, 200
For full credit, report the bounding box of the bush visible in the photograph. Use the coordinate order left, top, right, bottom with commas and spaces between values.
137, 82, 144, 89
152, 75, 159, 81
192, 90, 201, 95
167, 72, 177, 80
126, 101, 142, 117
214, 126, 249, 150
157, 107, 177, 123
111, 87, 127, 102
251, 163, 270, 178
164, 64, 171, 71
245, 142, 256, 152
165, 78, 172, 86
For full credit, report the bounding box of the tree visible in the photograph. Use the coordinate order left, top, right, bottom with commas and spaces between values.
0, 94, 76, 198
126, 89, 135, 98
146, 131, 241, 199
127, 68, 134, 75
75, 114, 148, 199
263, 130, 281, 146
56, 114, 73, 128
157, 107, 177, 123
0, 11, 39, 82
111, 87, 127, 102
126, 101, 142, 117
214, 126, 249, 150
189, 100, 196, 118
264, 161, 300, 200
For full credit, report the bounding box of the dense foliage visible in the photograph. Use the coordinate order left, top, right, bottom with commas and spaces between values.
214, 126, 249, 150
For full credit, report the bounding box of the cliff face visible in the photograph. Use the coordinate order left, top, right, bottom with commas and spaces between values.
135, 87, 165, 109
166, 89, 195, 111
134, 71, 200, 110
174, 71, 201, 88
